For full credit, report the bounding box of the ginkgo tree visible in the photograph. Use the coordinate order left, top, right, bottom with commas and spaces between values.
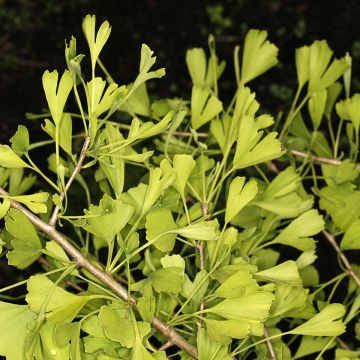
0, 13, 359, 360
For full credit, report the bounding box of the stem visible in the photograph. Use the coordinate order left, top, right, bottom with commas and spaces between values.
49, 136, 91, 227
0, 187, 198, 359
264, 327, 276, 360
322, 230, 360, 288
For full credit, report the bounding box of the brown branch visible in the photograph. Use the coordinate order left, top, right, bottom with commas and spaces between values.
0, 187, 198, 359
264, 327, 276, 360
49, 136, 91, 227
288, 149, 360, 169
322, 230, 360, 288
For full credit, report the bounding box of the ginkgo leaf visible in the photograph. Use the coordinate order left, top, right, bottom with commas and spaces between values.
240, 29, 278, 84
26, 274, 93, 325
11, 192, 49, 214
42, 114, 73, 155
42, 70, 73, 126
5, 208, 42, 269
191, 86, 223, 130
255, 261, 302, 285
233, 115, 284, 169
98, 305, 135, 348
319, 183, 360, 232
175, 219, 218, 241
336, 93, 360, 133
294, 336, 336, 359
186, 48, 207, 86
145, 207, 177, 252
215, 270, 259, 298
81, 195, 134, 245
142, 167, 176, 214
205, 318, 250, 344
341, 219, 360, 250
270, 284, 308, 317
289, 304, 346, 336
197, 328, 232, 360
82, 15, 111, 69
308, 89, 327, 130
0, 198, 10, 219
10, 125, 29, 155
207, 291, 274, 323
324, 82, 342, 120
225, 177, 258, 224
0, 302, 36, 360
298, 40, 348, 93
271, 210, 324, 250
160, 154, 195, 200
0, 145, 30, 168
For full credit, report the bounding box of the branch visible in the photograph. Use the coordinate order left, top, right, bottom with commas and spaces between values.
288, 149, 360, 169
322, 230, 360, 288
0, 187, 198, 359
49, 136, 91, 227
264, 327, 276, 360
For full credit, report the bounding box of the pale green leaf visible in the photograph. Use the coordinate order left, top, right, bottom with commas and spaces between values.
42, 70, 73, 126
322, 160, 359, 186
294, 336, 336, 359
336, 93, 360, 133
191, 86, 223, 130
82, 15, 111, 69
255, 261, 302, 285
186, 48, 207, 86
26, 274, 93, 324
145, 207, 177, 252
205, 318, 250, 344
142, 167, 176, 214
207, 291, 274, 322
295, 46, 310, 89
270, 284, 308, 317
160, 154, 196, 199
341, 219, 360, 250
308, 89, 327, 130
5, 208, 42, 269
272, 210, 324, 250
324, 82, 342, 120
175, 219, 218, 241
197, 328, 232, 360
289, 304, 346, 336
241, 29, 279, 84
215, 270, 259, 298
0, 302, 36, 360
81, 195, 134, 245
0, 145, 30, 168
225, 177, 258, 224
0, 198, 10, 219
10, 125, 29, 155
98, 305, 135, 348
11, 192, 49, 214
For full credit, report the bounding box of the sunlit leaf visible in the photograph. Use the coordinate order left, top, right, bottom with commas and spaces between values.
10, 125, 29, 155
5, 208, 42, 269
255, 261, 302, 285
145, 207, 177, 252
160, 154, 196, 200
26, 274, 93, 324
0, 145, 30, 169
341, 219, 360, 250
82, 15, 111, 69
81, 194, 134, 245
336, 93, 360, 133
197, 328, 232, 360
0, 302, 36, 360
241, 29, 279, 84
175, 219, 218, 241
205, 318, 250, 344
289, 304, 346, 336
225, 177, 258, 224
308, 89, 327, 130
11, 192, 49, 214
42, 70, 73, 126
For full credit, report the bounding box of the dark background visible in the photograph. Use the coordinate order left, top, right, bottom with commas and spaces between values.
1, 0, 360, 142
